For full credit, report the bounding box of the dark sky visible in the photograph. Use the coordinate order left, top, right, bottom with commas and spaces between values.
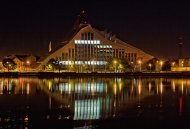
0, 0, 190, 59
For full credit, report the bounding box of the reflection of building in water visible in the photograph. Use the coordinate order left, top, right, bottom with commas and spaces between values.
41, 78, 156, 120
42, 78, 113, 120
2, 78, 190, 120
0, 78, 39, 94
74, 97, 112, 120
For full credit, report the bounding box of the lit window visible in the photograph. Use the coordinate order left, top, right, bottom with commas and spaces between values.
88, 40, 90, 44
94, 40, 97, 44
91, 40, 93, 44
81, 40, 84, 43
75, 40, 77, 44
85, 40, 87, 44
97, 40, 100, 44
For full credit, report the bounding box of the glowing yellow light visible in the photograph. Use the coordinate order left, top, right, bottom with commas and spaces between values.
148, 82, 152, 93
172, 81, 175, 93
26, 60, 30, 65
26, 83, 30, 95
138, 80, 141, 95
172, 62, 175, 66
48, 81, 52, 91
160, 61, 163, 66
113, 60, 117, 64
119, 82, 122, 91
160, 82, 163, 95
181, 80, 184, 94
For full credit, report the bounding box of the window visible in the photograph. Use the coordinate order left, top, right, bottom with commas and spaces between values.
91, 33, 94, 40
88, 32, 91, 40
85, 32, 87, 40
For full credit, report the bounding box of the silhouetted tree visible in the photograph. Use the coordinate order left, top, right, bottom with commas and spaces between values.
145, 58, 158, 71
2, 58, 17, 71
107, 58, 133, 72
162, 61, 171, 71
46, 58, 60, 71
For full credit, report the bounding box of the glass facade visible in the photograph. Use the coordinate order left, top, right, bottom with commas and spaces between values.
54, 32, 139, 71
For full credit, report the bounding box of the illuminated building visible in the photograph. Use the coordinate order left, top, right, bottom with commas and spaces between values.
39, 11, 154, 72
171, 58, 190, 71
4, 55, 40, 72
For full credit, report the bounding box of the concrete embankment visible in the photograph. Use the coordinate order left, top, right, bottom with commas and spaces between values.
1, 72, 190, 78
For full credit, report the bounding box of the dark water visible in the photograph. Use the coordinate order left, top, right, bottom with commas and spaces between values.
0, 77, 190, 129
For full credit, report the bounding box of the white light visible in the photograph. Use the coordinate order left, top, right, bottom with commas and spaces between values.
75, 40, 101, 44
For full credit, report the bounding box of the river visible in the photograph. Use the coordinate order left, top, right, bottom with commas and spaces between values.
0, 77, 190, 129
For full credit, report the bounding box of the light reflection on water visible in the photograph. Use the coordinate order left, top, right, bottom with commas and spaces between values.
0, 77, 190, 128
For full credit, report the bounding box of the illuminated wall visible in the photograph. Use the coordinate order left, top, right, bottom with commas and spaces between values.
39, 24, 153, 71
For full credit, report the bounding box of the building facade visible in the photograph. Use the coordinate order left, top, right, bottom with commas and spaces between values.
39, 12, 154, 72
2, 55, 40, 72
171, 58, 190, 71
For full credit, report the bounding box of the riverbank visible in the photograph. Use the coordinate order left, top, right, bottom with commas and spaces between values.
1, 71, 190, 78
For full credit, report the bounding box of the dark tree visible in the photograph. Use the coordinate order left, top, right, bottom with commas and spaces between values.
2, 58, 17, 71
146, 58, 158, 71
46, 58, 60, 71
162, 61, 171, 71
107, 58, 133, 72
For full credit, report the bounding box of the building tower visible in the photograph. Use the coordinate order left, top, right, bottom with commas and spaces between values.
73, 10, 89, 30
178, 36, 183, 59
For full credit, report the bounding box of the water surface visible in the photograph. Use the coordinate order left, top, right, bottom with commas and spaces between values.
0, 77, 190, 129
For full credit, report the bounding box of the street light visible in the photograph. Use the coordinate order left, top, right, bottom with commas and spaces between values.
148, 63, 152, 72
113, 60, 117, 73
172, 62, 175, 67
26, 60, 30, 71
138, 60, 142, 72
160, 61, 163, 71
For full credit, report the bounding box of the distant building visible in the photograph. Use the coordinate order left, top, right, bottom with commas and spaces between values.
171, 58, 190, 71
4, 55, 40, 71
39, 11, 154, 72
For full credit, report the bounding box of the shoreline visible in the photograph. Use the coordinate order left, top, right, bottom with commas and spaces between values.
1, 71, 190, 78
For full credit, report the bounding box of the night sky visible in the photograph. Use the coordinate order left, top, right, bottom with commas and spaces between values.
0, 0, 190, 59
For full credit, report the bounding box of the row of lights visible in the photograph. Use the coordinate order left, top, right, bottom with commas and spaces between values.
75, 40, 100, 44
